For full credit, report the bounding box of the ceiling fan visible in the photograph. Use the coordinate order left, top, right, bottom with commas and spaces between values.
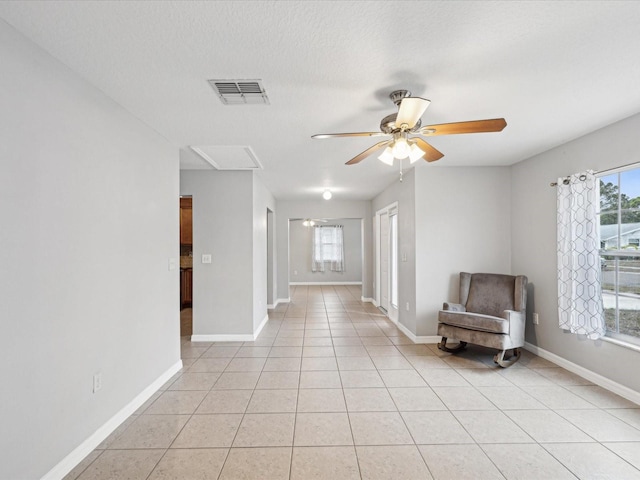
291, 218, 328, 227
312, 90, 507, 166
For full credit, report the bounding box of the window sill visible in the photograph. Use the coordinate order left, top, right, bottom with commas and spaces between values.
601, 335, 640, 354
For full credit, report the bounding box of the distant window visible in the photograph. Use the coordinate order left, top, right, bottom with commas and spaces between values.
629, 238, 640, 246
311, 226, 345, 273
313, 226, 343, 263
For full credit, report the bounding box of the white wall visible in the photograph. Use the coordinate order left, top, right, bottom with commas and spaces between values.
276, 200, 373, 301
414, 167, 512, 336
372, 167, 511, 338
512, 113, 640, 393
180, 170, 254, 336
289, 218, 363, 283
253, 175, 276, 332
372, 170, 417, 333
0, 22, 179, 479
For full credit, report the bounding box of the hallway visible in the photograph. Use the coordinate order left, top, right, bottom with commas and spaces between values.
66, 286, 640, 479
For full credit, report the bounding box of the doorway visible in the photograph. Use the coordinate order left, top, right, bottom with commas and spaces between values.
375, 203, 399, 323
267, 208, 275, 307
179, 196, 193, 337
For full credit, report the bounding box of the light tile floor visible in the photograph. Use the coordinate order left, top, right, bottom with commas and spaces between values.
67, 285, 640, 480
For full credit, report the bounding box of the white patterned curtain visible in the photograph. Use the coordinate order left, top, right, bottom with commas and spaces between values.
329, 225, 345, 272
311, 225, 345, 273
557, 171, 605, 339
312, 226, 325, 272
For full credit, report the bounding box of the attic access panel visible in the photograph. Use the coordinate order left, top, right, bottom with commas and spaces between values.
189, 145, 263, 170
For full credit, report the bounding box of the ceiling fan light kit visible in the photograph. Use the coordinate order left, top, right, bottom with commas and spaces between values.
322, 190, 332, 200
312, 89, 507, 168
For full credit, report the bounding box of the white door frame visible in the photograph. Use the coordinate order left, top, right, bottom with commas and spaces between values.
375, 202, 399, 324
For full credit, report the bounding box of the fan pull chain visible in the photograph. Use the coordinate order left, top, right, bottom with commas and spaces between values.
399, 158, 404, 182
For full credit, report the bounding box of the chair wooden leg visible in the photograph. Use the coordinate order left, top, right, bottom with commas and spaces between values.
438, 337, 467, 353
494, 348, 521, 368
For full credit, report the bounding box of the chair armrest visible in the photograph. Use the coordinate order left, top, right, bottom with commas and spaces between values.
503, 310, 526, 346
443, 302, 465, 312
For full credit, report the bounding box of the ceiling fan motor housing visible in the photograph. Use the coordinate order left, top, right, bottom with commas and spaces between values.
380, 113, 421, 134
389, 89, 411, 106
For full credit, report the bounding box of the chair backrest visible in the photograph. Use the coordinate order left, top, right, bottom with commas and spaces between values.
459, 272, 527, 317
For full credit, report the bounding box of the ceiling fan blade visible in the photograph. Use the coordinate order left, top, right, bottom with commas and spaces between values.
419, 118, 507, 136
413, 138, 444, 162
345, 141, 390, 165
396, 97, 430, 129
312, 132, 388, 139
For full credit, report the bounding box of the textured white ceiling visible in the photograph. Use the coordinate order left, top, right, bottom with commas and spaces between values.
1, 1, 640, 199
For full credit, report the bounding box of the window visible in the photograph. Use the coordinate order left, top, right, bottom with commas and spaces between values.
598, 167, 640, 344
312, 225, 345, 272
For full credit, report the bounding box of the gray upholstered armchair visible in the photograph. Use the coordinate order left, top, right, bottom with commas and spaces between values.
438, 272, 528, 367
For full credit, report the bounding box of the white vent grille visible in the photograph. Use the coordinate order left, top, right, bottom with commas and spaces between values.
208, 79, 269, 105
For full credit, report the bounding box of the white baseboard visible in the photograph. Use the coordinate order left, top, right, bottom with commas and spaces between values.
42, 359, 183, 480
361, 297, 374, 303
254, 314, 269, 339
267, 298, 284, 309
395, 321, 441, 344
191, 334, 254, 342
289, 281, 363, 286
524, 342, 640, 405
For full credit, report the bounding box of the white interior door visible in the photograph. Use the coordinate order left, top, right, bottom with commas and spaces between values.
388, 210, 399, 323
379, 211, 390, 312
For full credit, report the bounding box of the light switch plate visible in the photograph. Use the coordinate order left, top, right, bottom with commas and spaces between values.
202, 254, 212, 264
168, 258, 177, 271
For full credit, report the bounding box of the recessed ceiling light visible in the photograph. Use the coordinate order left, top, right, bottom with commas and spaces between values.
323, 190, 332, 200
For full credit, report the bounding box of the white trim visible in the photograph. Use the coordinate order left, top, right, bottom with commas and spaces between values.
276, 297, 290, 304
191, 334, 254, 342
361, 297, 374, 303
374, 201, 399, 312
289, 281, 362, 286
41, 360, 183, 480
601, 335, 640, 354
254, 314, 269, 339
523, 342, 640, 405
395, 321, 441, 344
267, 299, 280, 309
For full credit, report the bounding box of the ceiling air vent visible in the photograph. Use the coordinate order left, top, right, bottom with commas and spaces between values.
208, 79, 269, 105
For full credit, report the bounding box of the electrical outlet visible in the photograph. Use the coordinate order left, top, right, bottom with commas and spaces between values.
533, 313, 539, 325
93, 373, 102, 393
202, 254, 212, 264
168, 258, 177, 271
405, 302, 410, 311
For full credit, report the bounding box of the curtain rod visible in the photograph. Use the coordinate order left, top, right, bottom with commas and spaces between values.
549, 162, 640, 187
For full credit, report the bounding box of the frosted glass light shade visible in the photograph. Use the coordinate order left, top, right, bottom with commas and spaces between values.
392, 138, 410, 159
323, 190, 332, 200
378, 146, 395, 165
409, 143, 425, 163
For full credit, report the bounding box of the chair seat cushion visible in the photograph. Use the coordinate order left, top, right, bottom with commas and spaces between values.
438, 310, 509, 334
